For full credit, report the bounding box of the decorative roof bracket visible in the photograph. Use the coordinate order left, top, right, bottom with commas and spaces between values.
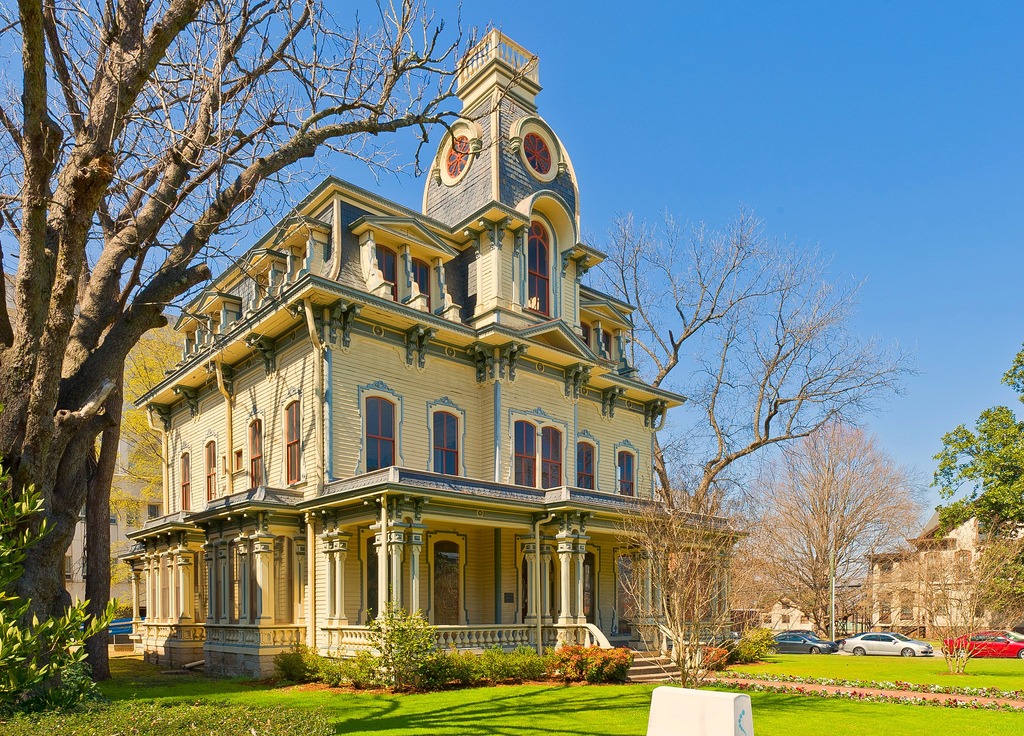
405, 325, 437, 368
245, 334, 277, 375
600, 386, 625, 418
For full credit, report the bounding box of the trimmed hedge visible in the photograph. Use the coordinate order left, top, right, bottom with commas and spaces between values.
1, 700, 334, 736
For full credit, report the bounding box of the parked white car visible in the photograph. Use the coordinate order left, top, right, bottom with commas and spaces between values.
839, 632, 934, 657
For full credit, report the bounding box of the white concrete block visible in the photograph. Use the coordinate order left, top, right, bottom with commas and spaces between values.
646, 686, 754, 736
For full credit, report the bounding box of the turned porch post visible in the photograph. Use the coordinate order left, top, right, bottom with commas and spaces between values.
407, 526, 425, 614
177, 548, 195, 621
130, 565, 142, 622
252, 533, 275, 624
557, 538, 573, 625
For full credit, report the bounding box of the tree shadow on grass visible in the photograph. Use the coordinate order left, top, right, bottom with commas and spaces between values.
331, 685, 656, 736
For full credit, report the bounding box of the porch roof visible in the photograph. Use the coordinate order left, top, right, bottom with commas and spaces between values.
303, 466, 651, 519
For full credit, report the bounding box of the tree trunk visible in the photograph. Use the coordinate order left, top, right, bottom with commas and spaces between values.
84, 378, 122, 681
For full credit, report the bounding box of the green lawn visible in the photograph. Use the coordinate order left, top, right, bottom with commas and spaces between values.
730, 653, 1024, 690
88, 657, 1024, 736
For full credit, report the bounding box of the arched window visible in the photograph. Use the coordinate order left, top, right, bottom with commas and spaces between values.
205, 441, 217, 501
432, 411, 459, 475
540, 426, 562, 489
285, 401, 301, 484
249, 418, 264, 488
433, 540, 461, 625
375, 245, 398, 300
617, 451, 635, 496
366, 397, 396, 471
527, 222, 550, 316
576, 442, 595, 489
514, 420, 537, 486
180, 452, 191, 511
581, 322, 592, 347
412, 258, 431, 311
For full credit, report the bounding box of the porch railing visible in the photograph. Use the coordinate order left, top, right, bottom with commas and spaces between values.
205, 623, 303, 648
321, 622, 613, 656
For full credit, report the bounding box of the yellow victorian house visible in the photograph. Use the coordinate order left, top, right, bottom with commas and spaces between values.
125, 32, 683, 677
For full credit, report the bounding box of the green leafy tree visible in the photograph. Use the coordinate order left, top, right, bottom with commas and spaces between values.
0, 458, 112, 713
934, 346, 1024, 533
366, 604, 437, 692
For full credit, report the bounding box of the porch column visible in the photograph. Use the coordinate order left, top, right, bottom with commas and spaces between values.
217, 544, 228, 623
236, 540, 250, 623
154, 553, 164, 621
177, 548, 195, 621
334, 532, 350, 624
253, 533, 275, 624
324, 537, 337, 620
142, 556, 152, 620
574, 538, 588, 625
167, 550, 179, 621
388, 530, 405, 607
203, 543, 215, 624
557, 538, 573, 625
130, 566, 142, 622
523, 545, 538, 622
295, 535, 307, 629
375, 531, 388, 617
643, 553, 653, 619
540, 544, 553, 624
407, 525, 425, 614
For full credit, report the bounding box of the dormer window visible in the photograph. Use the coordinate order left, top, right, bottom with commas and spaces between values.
412, 258, 431, 312
527, 222, 550, 316
375, 245, 398, 300
600, 328, 612, 359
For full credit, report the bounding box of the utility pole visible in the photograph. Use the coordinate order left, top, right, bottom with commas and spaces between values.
829, 548, 836, 642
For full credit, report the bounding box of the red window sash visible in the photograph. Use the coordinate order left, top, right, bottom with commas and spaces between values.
180, 454, 191, 510
514, 421, 537, 486
205, 443, 217, 501
285, 402, 301, 484
541, 427, 562, 488
249, 420, 264, 488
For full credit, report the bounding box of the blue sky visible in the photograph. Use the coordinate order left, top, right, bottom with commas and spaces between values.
335, 1, 1024, 508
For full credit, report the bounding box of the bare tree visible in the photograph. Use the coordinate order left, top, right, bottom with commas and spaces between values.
913, 533, 1024, 674
748, 423, 920, 636
0, 0, 467, 678
598, 212, 911, 505
621, 492, 740, 688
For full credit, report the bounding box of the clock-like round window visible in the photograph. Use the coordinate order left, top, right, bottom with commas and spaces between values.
523, 133, 552, 175
446, 136, 471, 179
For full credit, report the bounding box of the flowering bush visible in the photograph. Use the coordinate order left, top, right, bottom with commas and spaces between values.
548, 646, 633, 683
701, 646, 730, 671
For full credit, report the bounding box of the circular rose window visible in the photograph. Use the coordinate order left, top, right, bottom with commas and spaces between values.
523, 132, 552, 175
446, 136, 471, 179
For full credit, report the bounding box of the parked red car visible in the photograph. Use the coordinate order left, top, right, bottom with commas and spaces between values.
943, 630, 1024, 659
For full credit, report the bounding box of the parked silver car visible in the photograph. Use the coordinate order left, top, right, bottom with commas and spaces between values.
839, 632, 934, 657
